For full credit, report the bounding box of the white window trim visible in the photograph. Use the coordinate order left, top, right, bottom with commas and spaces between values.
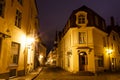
75, 11, 88, 26
78, 32, 87, 44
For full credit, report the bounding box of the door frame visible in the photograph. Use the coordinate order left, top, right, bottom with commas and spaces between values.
79, 52, 87, 71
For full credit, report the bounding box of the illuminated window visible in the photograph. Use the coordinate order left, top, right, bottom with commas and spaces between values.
11, 42, 20, 64
17, 0, 22, 5
78, 32, 86, 44
15, 10, 22, 28
98, 56, 104, 67
0, 0, 5, 18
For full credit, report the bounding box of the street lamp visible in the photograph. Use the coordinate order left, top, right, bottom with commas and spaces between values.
26, 37, 35, 45
106, 49, 113, 54
106, 49, 113, 71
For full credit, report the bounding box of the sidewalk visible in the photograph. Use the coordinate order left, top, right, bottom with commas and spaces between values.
9, 67, 42, 80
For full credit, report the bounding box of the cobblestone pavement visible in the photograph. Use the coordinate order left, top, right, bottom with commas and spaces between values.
34, 66, 120, 80
9, 67, 42, 80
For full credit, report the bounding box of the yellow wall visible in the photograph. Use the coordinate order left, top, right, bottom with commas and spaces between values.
0, 0, 38, 78
58, 26, 110, 73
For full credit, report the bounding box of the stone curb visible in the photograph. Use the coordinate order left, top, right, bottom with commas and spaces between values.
32, 67, 43, 80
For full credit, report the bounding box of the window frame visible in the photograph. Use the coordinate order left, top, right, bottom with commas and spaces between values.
15, 9, 22, 28
78, 14, 85, 24
103, 37, 106, 47
78, 32, 86, 44
11, 42, 20, 64
98, 55, 104, 67
75, 11, 88, 26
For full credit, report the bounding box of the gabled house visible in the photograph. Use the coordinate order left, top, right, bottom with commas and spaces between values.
56, 5, 120, 73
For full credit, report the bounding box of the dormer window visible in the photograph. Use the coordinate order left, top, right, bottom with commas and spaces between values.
75, 11, 88, 26
78, 14, 85, 24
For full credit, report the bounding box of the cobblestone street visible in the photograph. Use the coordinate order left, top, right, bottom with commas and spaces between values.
34, 66, 120, 80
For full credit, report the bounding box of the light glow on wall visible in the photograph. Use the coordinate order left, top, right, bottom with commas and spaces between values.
27, 49, 31, 64
21, 34, 26, 43
106, 49, 113, 54
39, 55, 43, 60
26, 37, 35, 64
26, 37, 35, 45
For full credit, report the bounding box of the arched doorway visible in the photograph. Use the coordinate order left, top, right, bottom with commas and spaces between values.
79, 52, 87, 71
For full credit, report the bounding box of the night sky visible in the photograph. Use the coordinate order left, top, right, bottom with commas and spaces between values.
36, 0, 120, 53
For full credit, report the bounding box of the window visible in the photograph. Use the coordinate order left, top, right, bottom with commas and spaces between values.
102, 21, 106, 30
0, 0, 5, 18
103, 37, 106, 47
98, 56, 104, 67
78, 32, 86, 44
111, 58, 116, 70
113, 35, 116, 40
95, 16, 99, 26
15, 10, 22, 28
17, 0, 22, 5
11, 42, 20, 64
75, 11, 88, 26
11, 0, 14, 6
78, 14, 85, 24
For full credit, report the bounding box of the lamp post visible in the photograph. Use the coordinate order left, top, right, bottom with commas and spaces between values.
106, 49, 113, 71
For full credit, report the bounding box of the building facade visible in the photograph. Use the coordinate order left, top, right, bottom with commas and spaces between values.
56, 6, 120, 73
47, 49, 57, 66
105, 20, 120, 71
0, 0, 40, 79
38, 43, 47, 66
